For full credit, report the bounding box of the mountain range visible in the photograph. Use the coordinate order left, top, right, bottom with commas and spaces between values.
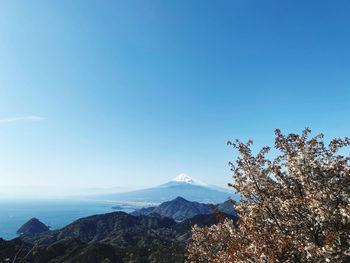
19, 197, 238, 246
94, 174, 239, 204
10, 211, 238, 263
2, 197, 239, 262
129, 196, 237, 221
1, 175, 240, 263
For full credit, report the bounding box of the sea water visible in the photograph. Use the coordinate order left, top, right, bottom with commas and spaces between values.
0, 199, 127, 240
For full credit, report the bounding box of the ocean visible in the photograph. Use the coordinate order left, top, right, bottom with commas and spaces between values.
0, 199, 128, 240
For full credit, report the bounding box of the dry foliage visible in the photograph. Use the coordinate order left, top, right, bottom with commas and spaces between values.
187, 129, 350, 262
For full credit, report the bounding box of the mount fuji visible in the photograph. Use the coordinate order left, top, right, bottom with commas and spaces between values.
93, 174, 240, 205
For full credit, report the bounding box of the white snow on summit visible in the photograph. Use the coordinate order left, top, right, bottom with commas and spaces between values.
172, 173, 207, 186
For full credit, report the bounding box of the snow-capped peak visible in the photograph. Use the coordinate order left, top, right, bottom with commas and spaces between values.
172, 173, 207, 186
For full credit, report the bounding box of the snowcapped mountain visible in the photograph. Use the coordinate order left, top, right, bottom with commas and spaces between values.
92, 174, 240, 205
170, 173, 207, 186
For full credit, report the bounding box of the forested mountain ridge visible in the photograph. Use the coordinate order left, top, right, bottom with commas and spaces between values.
130, 196, 237, 221
0, 203, 238, 263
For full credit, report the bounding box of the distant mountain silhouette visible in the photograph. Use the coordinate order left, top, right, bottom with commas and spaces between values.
130, 197, 237, 221
131, 197, 212, 221
95, 174, 239, 204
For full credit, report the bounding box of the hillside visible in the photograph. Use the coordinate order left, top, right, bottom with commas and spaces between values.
0, 237, 186, 263
2, 200, 239, 263
17, 218, 49, 235
21, 212, 176, 247
130, 197, 238, 221
19, 209, 238, 246
131, 197, 212, 221
173, 213, 239, 242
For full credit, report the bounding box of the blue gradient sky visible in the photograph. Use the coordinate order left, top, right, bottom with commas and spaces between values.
0, 0, 349, 196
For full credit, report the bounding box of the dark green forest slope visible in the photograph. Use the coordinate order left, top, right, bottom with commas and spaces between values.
0, 198, 238, 263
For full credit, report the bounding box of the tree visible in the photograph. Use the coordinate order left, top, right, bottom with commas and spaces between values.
187, 129, 350, 262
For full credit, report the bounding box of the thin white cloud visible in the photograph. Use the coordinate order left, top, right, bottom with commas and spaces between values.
0, 115, 46, 124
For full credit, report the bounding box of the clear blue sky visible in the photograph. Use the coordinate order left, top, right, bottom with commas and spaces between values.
0, 0, 349, 197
